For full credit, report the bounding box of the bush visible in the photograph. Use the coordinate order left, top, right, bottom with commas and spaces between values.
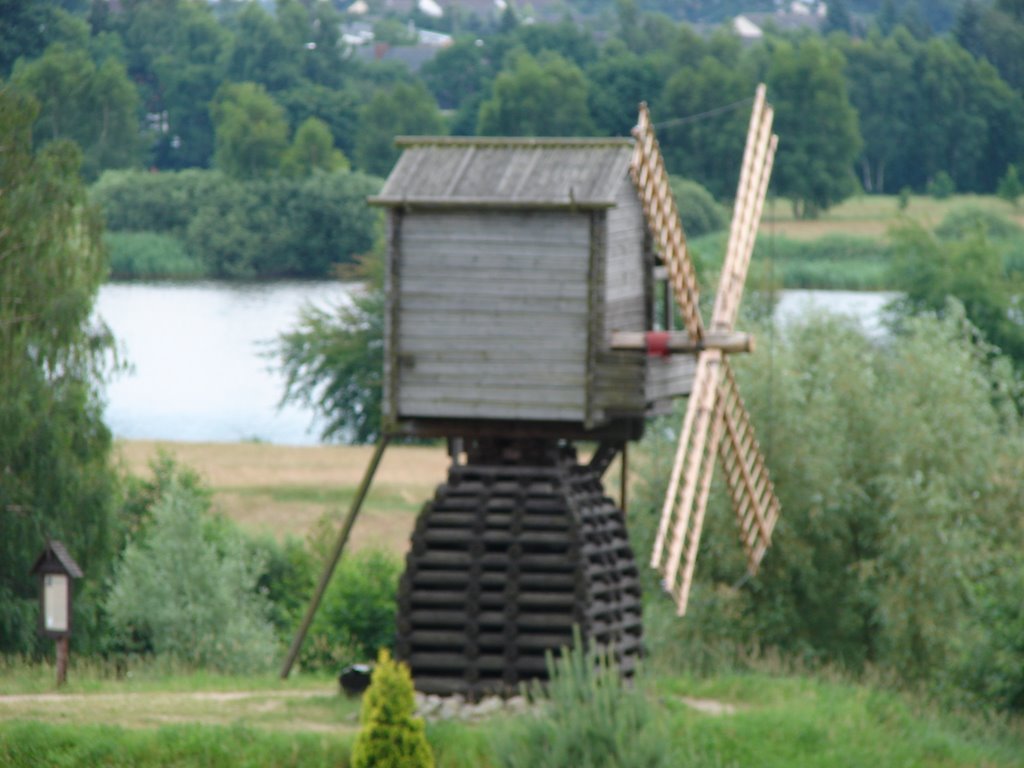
251, 534, 316, 641
104, 232, 207, 280
351, 648, 434, 768
494, 634, 670, 768
301, 546, 401, 671
91, 169, 224, 236
640, 309, 1024, 708
104, 477, 278, 673
670, 177, 728, 238
91, 168, 382, 278
934, 205, 1023, 242
996, 165, 1022, 208
926, 171, 956, 199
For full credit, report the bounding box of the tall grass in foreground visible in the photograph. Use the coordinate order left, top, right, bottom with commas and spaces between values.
0, 722, 350, 768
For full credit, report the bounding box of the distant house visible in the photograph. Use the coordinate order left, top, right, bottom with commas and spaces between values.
354, 42, 446, 72
733, 2, 826, 38
733, 14, 764, 39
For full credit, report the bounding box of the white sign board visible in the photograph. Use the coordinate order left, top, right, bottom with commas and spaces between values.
44, 574, 69, 633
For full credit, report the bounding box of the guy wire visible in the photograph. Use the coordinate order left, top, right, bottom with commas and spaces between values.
652, 96, 754, 130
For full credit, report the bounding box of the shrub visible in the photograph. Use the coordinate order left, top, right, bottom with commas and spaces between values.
494, 634, 670, 768
934, 205, 1023, 242
670, 177, 728, 238
91, 169, 224, 236
91, 168, 382, 278
898, 186, 912, 211
301, 547, 401, 671
996, 164, 1022, 208
351, 649, 434, 768
926, 171, 955, 199
640, 309, 1024, 707
104, 477, 278, 673
104, 232, 207, 280
251, 534, 316, 641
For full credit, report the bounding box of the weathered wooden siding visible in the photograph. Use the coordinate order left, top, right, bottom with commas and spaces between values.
593, 177, 647, 419
646, 355, 697, 403
395, 210, 590, 422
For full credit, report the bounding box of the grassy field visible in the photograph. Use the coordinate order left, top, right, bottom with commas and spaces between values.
114, 440, 451, 554
763, 193, 1024, 240
1, 665, 1022, 767
3, 439, 1023, 765
114, 440, 624, 555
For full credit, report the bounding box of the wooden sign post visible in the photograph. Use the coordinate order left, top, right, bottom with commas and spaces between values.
30, 541, 83, 687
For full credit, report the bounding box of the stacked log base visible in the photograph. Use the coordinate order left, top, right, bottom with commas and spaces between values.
396, 449, 642, 699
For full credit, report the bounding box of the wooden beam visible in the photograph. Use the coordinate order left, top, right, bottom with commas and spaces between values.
279, 436, 391, 678
610, 330, 755, 355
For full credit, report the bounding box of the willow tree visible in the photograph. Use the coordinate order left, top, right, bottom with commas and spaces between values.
0, 86, 119, 654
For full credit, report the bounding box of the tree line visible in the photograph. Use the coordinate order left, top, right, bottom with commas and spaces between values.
3, 0, 1024, 236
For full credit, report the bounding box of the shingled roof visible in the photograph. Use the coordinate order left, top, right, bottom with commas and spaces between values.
370, 136, 634, 210
30, 540, 84, 578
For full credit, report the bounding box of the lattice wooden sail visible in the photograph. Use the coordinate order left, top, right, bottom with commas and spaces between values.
635, 84, 781, 615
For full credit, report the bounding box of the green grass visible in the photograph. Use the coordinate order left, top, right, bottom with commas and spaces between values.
228, 483, 422, 514
105, 232, 207, 280
0, 721, 351, 768
424, 673, 1024, 768
653, 673, 1024, 767
692, 231, 890, 291
694, 195, 1024, 291
4, 662, 1019, 767
0, 658, 336, 695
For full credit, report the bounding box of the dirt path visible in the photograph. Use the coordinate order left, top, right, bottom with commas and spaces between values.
0, 686, 359, 733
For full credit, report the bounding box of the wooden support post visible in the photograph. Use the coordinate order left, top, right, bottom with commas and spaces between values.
55, 637, 68, 687
279, 435, 391, 679
620, 443, 628, 516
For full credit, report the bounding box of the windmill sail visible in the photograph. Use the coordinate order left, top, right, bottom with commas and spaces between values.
639, 85, 782, 615
631, 104, 704, 341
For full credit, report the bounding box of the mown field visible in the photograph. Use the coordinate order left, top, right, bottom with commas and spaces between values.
763, 193, 1024, 240
114, 440, 449, 555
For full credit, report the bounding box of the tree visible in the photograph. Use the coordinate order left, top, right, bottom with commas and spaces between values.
280, 117, 348, 177
887, 219, 1024, 364
148, 3, 228, 169
223, 0, 301, 93
10, 42, 142, 179
659, 56, 752, 199
105, 476, 277, 672
586, 42, 664, 137
908, 38, 1024, 193
210, 82, 289, 180
0, 88, 119, 654
840, 30, 918, 193
956, 0, 1024, 93
274, 253, 385, 444
477, 50, 595, 137
823, 0, 855, 35
767, 38, 862, 218
278, 83, 361, 161
420, 39, 488, 111
351, 649, 434, 768
355, 81, 443, 176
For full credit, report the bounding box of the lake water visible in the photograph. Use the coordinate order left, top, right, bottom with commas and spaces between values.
96, 283, 896, 445
99, 281, 354, 445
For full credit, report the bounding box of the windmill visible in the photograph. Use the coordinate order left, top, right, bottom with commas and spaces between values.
631, 84, 781, 616
281, 85, 782, 695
